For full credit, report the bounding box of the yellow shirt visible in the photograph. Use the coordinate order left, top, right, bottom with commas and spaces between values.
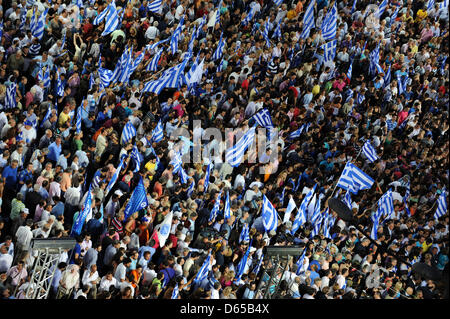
145, 161, 156, 180
312, 84, 321, 96
415, 9, 427, 22
287, 9, 297, 20
58, 112, 69, 127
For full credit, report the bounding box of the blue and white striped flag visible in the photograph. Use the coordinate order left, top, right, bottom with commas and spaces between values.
212, 32, 226, 61
5, 83, 17, 109
371, 211, 381, 240
147, 38, 170, 52
187, 180, 195, 197
170, 15, 185, 55
128, 49, 146, 77
40, 105, 52, 128
397, 73, 408, 95
171, 284, 179, 299
215, 2, 222, 26
272, 20, 282, 40
123, 176, 149, 220
295, 249, 307, 275
224, 191, 231, 221
273, 0, 283, 6
278, 187, 286, 206
383, 64, 391, 88
225, 126, 256, 167
147, 48, 164, 72
386, 119, 397, 131
93, 4, 109, 25
369, 44, 380, 76
241, 7, 255, 26
288, 123, 309, 139
239, 223, 250, 243
209, 191, 222, 222
351, 0, 357, 14
252, 108, 273, 129
375, 0, 388, 19
434, 191, 447, 220
283, 196, 297, 224
261, 21, 271, 48
31, 8, 48, 40
98, 67, 113, 88
439, 0, 449, 10
131, 144, 142, 173
105, 157, 126, 196
75, 104, 82, 134
71, 191, 93, 236
186, 56, 204, 87
60, 28, 66, 51
102, 2, 120, 36
300, 0, 316, 39
321, 39, 337, 63
291, 183, 316, 235
378, 189, 394, 220
336, 161, 375, 194
390, 5, 400, 25
362, 140, 379, 163
346, 59, 353, 80
148, 0, 162, 13
310, 194, 322, 226
151, 119, 164, 143
262, 195, 278, 233
252, 253, 264, 275
121, 121, 137, 145
204, 162, 213, 193
310, 214, 323, 238
321, 2, 337, 41
142, 59, 188, 94
344, 190, 352, 210
19, 10, 27, 31
194, 254, 211, 284
234, 241, 252, 284
56, 69, 65, 96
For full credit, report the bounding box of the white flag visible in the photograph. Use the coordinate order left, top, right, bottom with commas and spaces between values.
156, 211, 173, 246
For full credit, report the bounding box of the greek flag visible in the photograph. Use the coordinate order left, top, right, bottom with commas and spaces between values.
187, 25, 197, 57
225, 126, 256, 167
272, 21, 282, 40
212, 33, 226, 61
208, 191, 222, 222
273, 0, 283, 6
261, 21, 271, 48
148, 0, 162, 13
117, 46, 134, 84
204, 162, 213, 193
98, 67, 113, 88
60, 28, 66, 50
128, 49, 146, 77
31, 8, 48, 40
5, 83, 17, 109
186, 57, 204, 87
252, 108, 274, 129
215, 2, 221, 26
321, 39, 337, 63
310, 214, 322, 238
322, 208, 332, 239
194, 254, 211, 284
170, 15, 185, 55
102, 2, 120, 36
283, 196, 297, 224
187, 180, 195, 197
391, 5, 400, 24
40, 105, 52, 128
369, 44, 380, 76
300, 0, 316, 39
310, 195, 322, 226
403, 198, 411, 217
362, 140, 379, 163
403, 180, 411, 202
321, 2, 337, 41
142, 59, 188, 94
371, 211, 381, 240
262, 195, 278, 233
383, 65, 391, 88
234, 241, 252, 284
440, 0, 449, 9
121, 121, 137, 145
397, 73, 408, 95
288, 123, 309, 139
252, 253, 264, 275
156, 211, 173, 247
241, 7, 255, 26
151, 119, 164, 143
131, 144, 142, 173
344, 190, 352, 210
171, 284, 179, 299
277, 187, 286, 206
295, 249, 307, 275
55, 69, 65, 96
291, 185, 316, 235
224, 191, 231, 221
147, 48, 164, 72
123, 176, 149, 220
71, 191, 93, 236
147, 38, 170, 52
75, 104, 82, 134
375, 0, 388, 19
336, 161, 374, 194
377, 189, 394, 219
93, 4, 109, 25
239, 223, 250, 243
19, 10, 27, 31
306, 193, 317, 223
434, 191, 447, 220
105, 157, 126, 196
346, 59, 353, 80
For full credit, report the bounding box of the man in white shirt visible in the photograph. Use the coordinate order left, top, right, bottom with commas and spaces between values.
145, 21, 160, 41
99, 271, 118, 293
114, 258, 131, 283
0, 245, 13, 273
15, 219, 34, 253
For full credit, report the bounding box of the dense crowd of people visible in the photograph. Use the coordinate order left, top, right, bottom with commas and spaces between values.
0, 0, 448, 300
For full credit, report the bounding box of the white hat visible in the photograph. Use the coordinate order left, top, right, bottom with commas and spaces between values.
114, 190, 123, 197
23, 208, 29, 215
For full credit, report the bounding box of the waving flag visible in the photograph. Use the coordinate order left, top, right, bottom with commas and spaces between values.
252, 108, 274, 129
273, 0, 283, 6
102, 2, 120, 36
130, 144, 142, 173
307, 194, 318, 224
295, 249, 307, 275
241, 7, 255, 26
346, 59, 353, 80
93, 4, 110, 25
142, 59, 188, 94
262, 195, 278, 233
146, 48, 164, 72
151, 119, 164, 143
31, 8, 48, 40
224, 191, 231, 221
121, 121, 137, 145
204, 162, 213, 193
148, 0, 162, 12
71, 191, 93, 236
291, 184, 316, 235
261, 21, 271, 48
75, 104, 82, 134
239, 223, 250, 243
171, 284, 179, 299
321, 39, 337, 63
105, 157, 126, 196
187, 180, 195, 197
383, 65, 391, 88
390, 5, 400, 26
186, 56, 205, 87
378, 189, 394, 220
336, 161, 374, 194
128, 49, 146, 77
170, 15, 185, 54
252, 253, 264, 275
362, 140, 379, 163
434, 191, 447, 220
209, 191, 222, 223
123, 176, 149, 220
234, 240, 252, 284
194, 254, 211, 284
225, 126, 256, 167
272, 20, 282, 40
300, 0, 316, 39
5, 83, 17, 109
310, 213, 323, 238
283, 196, 297, 224
321, 2, 337, 41
212, 32, 226, 61
375, 0, 388, 19
351, 0, 357, 13
344, 190, 352, 210
40, 105, 52, 128
371, 209, 382, 240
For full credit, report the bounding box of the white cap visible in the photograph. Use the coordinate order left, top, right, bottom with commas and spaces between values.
114, 190, 123, 197
23, 208, 29, 215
